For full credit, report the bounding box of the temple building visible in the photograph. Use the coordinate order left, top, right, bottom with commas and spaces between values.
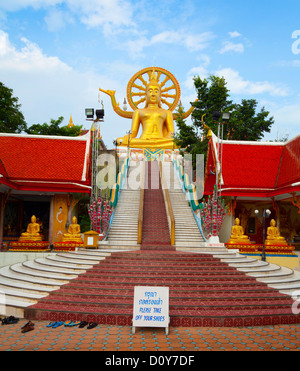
204, 132, 300, 250
0, 130, 105, 249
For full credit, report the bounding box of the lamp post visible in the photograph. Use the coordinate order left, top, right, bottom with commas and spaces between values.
85, 104, 105, 224
212, 111, 231, 197
255, 209, 271, 261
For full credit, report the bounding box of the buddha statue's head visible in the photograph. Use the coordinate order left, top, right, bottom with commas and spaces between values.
235, 218, 240, 225
270, 219, 276, 227
72, 216, 77, 224
145, 68, 161, 108
31, 215, 37, 223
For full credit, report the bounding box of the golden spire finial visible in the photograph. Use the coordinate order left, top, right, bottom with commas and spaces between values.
149, 66, 159, 85
68, 115, 74, 127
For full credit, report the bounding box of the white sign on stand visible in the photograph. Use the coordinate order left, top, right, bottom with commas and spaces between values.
132, 286, 169, 335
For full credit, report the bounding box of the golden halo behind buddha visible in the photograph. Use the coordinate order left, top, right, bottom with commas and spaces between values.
126, 66, 181, 112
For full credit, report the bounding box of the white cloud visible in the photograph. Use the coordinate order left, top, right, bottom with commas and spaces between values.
0, 29, 126, 146
0, 0, 135, 34
0, 30, 71, 71
184, 56, 210, 90
67, 0, 135, 32
0, 0, 61, 12
216, 68, 289, 97
228, 31, 242, 38
126, 30, 214, 58
219, 41, 244, 54
44, 8, 74, 32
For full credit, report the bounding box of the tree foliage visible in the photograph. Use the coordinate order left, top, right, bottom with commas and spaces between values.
0, 82, 27, 133
26, 116, 83, 136
174, 75, 275, 157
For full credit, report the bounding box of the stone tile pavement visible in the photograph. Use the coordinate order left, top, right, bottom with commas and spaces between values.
0, 319, 299, 351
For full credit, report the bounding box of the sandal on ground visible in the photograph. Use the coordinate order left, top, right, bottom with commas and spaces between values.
87, 322, 98, 329
46, 321, 56, 327
52, 321, 63, 328
78, 321, 88, 328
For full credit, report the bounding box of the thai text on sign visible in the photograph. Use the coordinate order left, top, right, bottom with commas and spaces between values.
132, 286, 169, 332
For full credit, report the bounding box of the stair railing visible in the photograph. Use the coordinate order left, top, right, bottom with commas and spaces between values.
159, 160, 175, 246
137, 160, 145, 244
172, 159, 207, 242
103, 156, 130, 241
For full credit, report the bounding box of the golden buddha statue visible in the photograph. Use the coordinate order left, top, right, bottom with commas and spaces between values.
19, 215, 42, 241
227, 218, 250, 244
62, 216, 82, 243
266, 219, 287, 245
116, 70, 175, 149
99, 67, 197, 150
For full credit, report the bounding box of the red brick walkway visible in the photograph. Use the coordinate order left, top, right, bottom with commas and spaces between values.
0, 320, 299, 351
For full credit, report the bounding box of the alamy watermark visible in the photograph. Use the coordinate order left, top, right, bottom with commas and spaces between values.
95, 153, 204, 200
291, 30, 300, 55
292, 290, 300, 315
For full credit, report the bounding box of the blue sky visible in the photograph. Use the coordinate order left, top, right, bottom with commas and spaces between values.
0, 0, 299, 147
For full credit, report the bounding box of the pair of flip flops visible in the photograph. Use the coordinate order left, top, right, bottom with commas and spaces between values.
64, 320, 80, 327
46, 321, 63, 328
78, 321, 97, 329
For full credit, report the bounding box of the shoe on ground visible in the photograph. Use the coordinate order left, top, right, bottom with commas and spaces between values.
87, 322, 98, 329
21, 322, 35, 333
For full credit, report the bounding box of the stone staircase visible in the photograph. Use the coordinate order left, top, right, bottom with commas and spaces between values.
0, 247, 298, 326
105, 161, 141, 247
21, 249, 300, 327
0, 250, 110, 318
162, 161, 205, 247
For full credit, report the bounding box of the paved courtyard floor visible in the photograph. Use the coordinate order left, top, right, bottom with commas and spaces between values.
0, 319, 299, 351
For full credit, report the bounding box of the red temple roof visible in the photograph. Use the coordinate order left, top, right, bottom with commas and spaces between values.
0, 132, 92, 193
204, 133, 300, 198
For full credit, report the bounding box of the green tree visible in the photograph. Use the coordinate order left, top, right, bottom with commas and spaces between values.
26, 116, 83, 136
228, 99, 274, 141
174, 104, 198, 153
175, 75, 274, 156
0, 82, 27, 133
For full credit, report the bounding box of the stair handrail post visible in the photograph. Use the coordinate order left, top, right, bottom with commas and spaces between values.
158, 160, 175, 246
137, 160, 145, 244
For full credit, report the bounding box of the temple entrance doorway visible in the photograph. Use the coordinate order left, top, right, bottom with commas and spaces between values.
3, 196, 51, 242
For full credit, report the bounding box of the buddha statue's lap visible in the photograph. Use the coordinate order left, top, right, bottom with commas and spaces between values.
62, 216, 82, 243
19, 215, 42, 241
227, 218, 250, 244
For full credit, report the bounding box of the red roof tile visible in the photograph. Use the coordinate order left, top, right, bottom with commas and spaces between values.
0, 133, 91, 192
204, 133, 300, 198
276, 135, 300, 188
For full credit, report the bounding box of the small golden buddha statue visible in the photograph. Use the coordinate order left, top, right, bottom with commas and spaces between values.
116, 68, 175, 149
266, 219, 287, 245
227, 218, 250, 244
19, 215, 42, 241
62, 216, 82, 243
